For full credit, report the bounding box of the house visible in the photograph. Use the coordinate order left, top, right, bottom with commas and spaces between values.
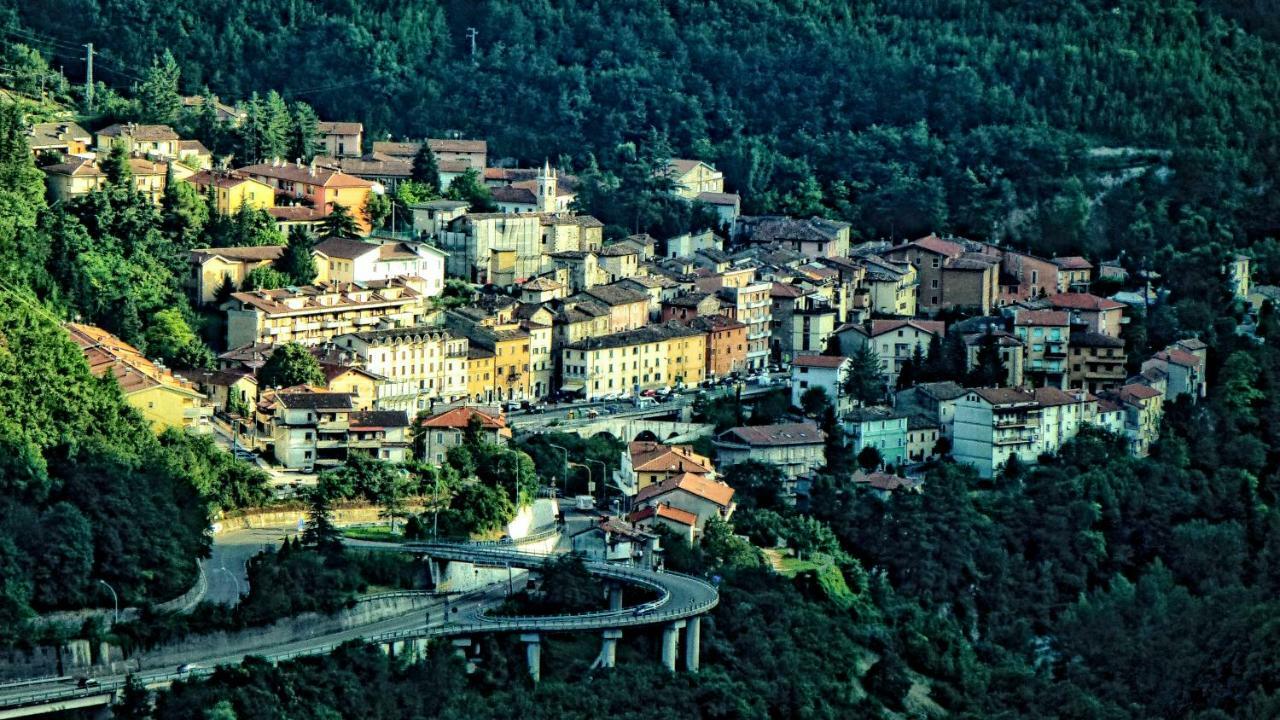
1226, 253, 1251, 300
667, 159, 724, 199
843, 406, 909, 469
238, 160, 376, 232
177, 369, 259, 416
43, 156, 168, 203
266, 205, 329, 233
734, 216, 851, 258
1047, 293, 1126, 338
882, 235, 1001, 315
560, 324, 706, 399
630, 504, 698, 544
26, 121, 91, 157
856, 255, 918, 316
632, 473, 736, 531
1142, 340, 1207, 401
695, 191, 741, 227
688, 314, 748, 379
319, 363, 382, 410
177, 139, 213, 169
409, 198, 470, 236
624, 441, 715, 493
714, 422, 826, 478
661, 292, 721, 324
952, 387, 1044, 479
617, 275, 677, 320
1068, 331, 1127, 394
67, 323, 213, 435
224, 278, 426, 348
1112, 383, 1164, 457
316, 121, 363, 157
426, 138, 488, 169
570, 517, 659, 567
259, 389, 410, 470
414, 406, 510, 464
187, 245, 287, 305
851, 471, 923, 498
94, 122, 179, 158
788, 301, 840, 358
315, 153, 412, 192
597, 244, 641, 284
790, 354, 851, 412
1053, 256, 1093, 293
905, 415, 940, 463
180, 94, 245, 125
574, 284, 650, 333
332, 326, 469, 411
546, 250, 604, 292
834, 319, 945, 383
894, 381, 968, 439
998, 249, 1063, 302
1014, 310, 1071, 389
185, 170, 275, 214
311, 237, 447, 297
445, 314, 532, 403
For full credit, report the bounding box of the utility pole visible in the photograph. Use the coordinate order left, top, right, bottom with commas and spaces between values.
466, 27, 478, 62
83, 43, 93, 113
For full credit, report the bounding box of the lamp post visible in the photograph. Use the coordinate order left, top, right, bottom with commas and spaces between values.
97, 580, 119, 624
568, 461, 591, 502
547, 443, 569, 497
587, 459, 608, 509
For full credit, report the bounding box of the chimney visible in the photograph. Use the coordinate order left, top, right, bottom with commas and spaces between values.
309, 158, 316, 177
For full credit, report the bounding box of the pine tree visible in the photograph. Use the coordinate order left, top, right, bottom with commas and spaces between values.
102, 143, 133, 188
289, 101, 320, 161
134, 50, 181, 125
214, 273, 236, 304
321, 203, 360, 238
281, 225, 317, 284
843, 345, 886, 406
412, 142, 441, 190
303, 488, 341, 552
119, 297, 146, 352
261, 91, 292, 160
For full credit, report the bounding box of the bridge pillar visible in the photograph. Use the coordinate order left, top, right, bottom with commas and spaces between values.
520, 633, 542, 682
428, 559, 441, 588
451, 638, 471, 659
684, 615, 701, 672
660, 619, 685, 672
608, 584, 623, 612
601, 628, 623, 668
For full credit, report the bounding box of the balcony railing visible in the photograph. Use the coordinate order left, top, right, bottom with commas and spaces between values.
317, 420, 349, 432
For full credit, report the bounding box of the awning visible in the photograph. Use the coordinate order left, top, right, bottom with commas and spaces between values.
560, 381, 586, 392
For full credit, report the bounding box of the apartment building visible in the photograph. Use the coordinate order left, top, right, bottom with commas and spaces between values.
238, 160, 376, 233
843, 406, 909, 469
188, 245, 286, 305
560, 324, 706, 399
688, 313, 748, 379
95, 122, 179, 158
312, 237, 446, 297
332, 326, 469, 411
224, 278, 426, 349
856, 255, 918, 316
43, 156, 169, 204
791, 354, 850, 412
714, 422, 826, 479
834, 319, 945, 384
953, 387, 1045, 479
259, 389, 409, 471
1014, 310, 1071, 389
718, 281, 772, 370
1068, 331, 1126, 394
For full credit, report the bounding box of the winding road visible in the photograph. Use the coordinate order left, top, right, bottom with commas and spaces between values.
0, 532, 718, 717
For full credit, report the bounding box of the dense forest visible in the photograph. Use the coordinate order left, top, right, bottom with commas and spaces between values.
6, 0, 1280, 258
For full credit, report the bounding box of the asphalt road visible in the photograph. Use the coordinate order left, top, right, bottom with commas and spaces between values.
202, 525, 302, 606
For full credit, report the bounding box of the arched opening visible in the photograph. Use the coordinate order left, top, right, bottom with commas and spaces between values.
633, 429, 659, 443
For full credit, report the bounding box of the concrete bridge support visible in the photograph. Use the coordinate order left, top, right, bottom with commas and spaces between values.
600, 629, 623, 668
520, 633, 542, 683
661, 620, 685, 672
684, 615, 701, 672
608, 584, 623, 612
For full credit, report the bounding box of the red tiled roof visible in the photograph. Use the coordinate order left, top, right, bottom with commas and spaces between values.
415, 406, 506, 430
969, 387, 1037, 406
904, 234, 965, 257
1048, 293, 1124, 311
770, 282, 807, 299
852, 471, 920, 492
792, 354, 848, 368
1120, 384, 1162, 401
1156, 349, 1202, 368
867, 319, 946, 337
634, 473, 735, 508
1014, 310, 1070, 326
718, 422, 825, 447
630, 504, 698, 527
1053, 256, 1093, 270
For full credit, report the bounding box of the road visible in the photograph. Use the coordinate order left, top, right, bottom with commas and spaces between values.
202, 526, 301, 606
0, 538, 718, 715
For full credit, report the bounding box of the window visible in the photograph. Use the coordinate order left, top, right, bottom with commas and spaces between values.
931, 279, 939, 289
304, 451, 313, 459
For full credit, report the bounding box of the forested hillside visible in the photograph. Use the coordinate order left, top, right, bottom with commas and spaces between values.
6, 0, 1280, 257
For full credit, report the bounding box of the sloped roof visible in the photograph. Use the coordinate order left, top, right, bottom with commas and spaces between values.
1015, 310, 1070, 326
190, 245, 286, 263
317, 121, 363, 135
634, 473, 735, 508
313, 237, 380, 260
97, 123, 178, 141
969, 387, 1038, 406
1048, 293, 1125, 311
239, 162, 375, 189
717, 422, 825, 447
416, 406, 506, 430
275, 391, 354, 410
1053, 256, 1093, 270
349, 410, 409, 429
631, 504, 698, 527
901, 234, 965, 257
793, 354, 848, 369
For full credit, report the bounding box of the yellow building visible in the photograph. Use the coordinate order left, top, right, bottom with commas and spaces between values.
561, 323, 705, 399
188, 245, 286, 305
322, 364, 382, 410
448, 313, 532, 402
186, 170, 275, 214
466, 347, 497, 404
859, 256, 918, 317
67, 323, 212, 434
43, 156, 169, 204
238, 161, 376, 233
94, 123, 180, 158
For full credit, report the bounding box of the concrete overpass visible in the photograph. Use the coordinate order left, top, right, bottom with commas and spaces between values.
530, 417, 714, 444
0, 532, 717, 716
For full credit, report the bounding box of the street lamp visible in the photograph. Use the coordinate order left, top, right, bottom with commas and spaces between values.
97, 580, 119, 624
547, 443, 569, 497
587, 458, 608, 509
568, 461, 591, 502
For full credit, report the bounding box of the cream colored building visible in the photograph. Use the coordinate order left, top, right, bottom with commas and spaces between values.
858, 256, 918, 317
333, 326, 469, 412
714, 422, 826, 479
719, 280, 772, 370
224, 279, 426, 349
94, 123, 179, 158
438, 212, 604, 284
43, 156, 169, 204
312, 237, 446, 297
668, 159, 724, 199
316, 121, 364, 158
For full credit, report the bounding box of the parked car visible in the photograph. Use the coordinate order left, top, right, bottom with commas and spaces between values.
641, 389, 657, 398
526, 404, 546, 414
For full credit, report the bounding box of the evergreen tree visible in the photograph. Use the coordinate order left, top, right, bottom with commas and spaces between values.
966, 332, 1009, 387
134, 50, 181, 126
159, 167, 208, 249
102, 143, 133, 188
281, 225, 317, 284
119, 297, 146, 352
321, 203, 360, 238
412, 143, 441, 190
289, 101, 320, 161
857, 445, 883, 472
302, 489, 341, 552
444, 168, 496, 212
260, 91, 292, 160
214, 273, 236, 304
843, 345, 885, 406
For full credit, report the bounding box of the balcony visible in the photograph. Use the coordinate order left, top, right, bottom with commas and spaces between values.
183, 406, 213, 419
355, 317, 381, 326
994, 433, 1036, 446
317, 420, 349, 432
993, 415, 1037, 429
316, 439, 344, 449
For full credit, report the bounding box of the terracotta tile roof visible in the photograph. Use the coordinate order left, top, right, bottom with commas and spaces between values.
634, 473, 735, 508
631, 504, 698, 527
371, 141, 420, 157
1177, 338, 1207, 351
695, 191, 739, 205
312, 237, 379, 260
915, 381, 968, 401
266, 206, 327, 222
629, 441, 713, 475
190, 245, 286, 263
521, 276, 564, 292
902, 234, 965, 257
1048, 293, 1125, 311
43, 156, 166, 177
668, 158, 707, 175
96, 123, 178, 141
1119, 384, 1162, 401
427, 138, 487, 154
717, 422, 825, 447
581, 285, 649, 307
316, 121, 363, 135
863, 319, 946, 337
687, 314, 746, 333
239, 162, 374, 189
1053, 256, 1093, 270
770, 282, 807, 299
1015, 310, 1070, 326
416, 406, 506, 430
1032, 387, 1084, 407
792, 354, 848, 368
969, 387, 1038, 406
1154, 349, 1201, 368
852, 471, 921, 492
67, 323, 204, 398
